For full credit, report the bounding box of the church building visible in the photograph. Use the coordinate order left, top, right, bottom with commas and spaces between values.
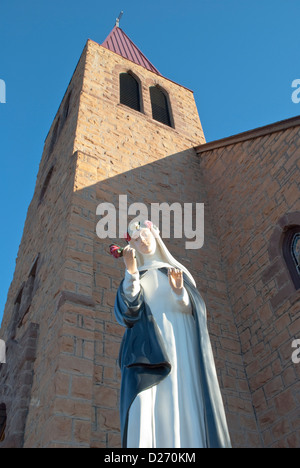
0, 24, 299, 448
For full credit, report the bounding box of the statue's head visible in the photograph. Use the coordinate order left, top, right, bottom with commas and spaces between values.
126, 220, 157, 254
126, 219, 196, 287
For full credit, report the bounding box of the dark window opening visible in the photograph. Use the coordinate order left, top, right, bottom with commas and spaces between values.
150, 86, 172, 127
18, 305, 31, 328
29, 254, 39, 278
0, 404, 7, 443
39, 166, 54, 204
14, 285, 24, 306
48, 117, 60, 155
47, 91, 71, 161
282, 226, 300, 290
7, 285, 24, 339
120, 73, 141, 112
62, 91, 72, 122
7, 255, 40, 338
16, 255, 40, 329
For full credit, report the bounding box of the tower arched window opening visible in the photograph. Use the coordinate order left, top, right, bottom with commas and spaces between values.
150, 86, 172, 127
119, 73, 141, 112
39, 166, 54, 204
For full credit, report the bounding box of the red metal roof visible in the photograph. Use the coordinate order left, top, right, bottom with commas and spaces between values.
102, 26, 161, 76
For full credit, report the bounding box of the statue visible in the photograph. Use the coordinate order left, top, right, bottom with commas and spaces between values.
113, 220, 231, 448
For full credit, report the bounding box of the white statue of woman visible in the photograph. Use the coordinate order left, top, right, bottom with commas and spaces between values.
114, 220, 231, 449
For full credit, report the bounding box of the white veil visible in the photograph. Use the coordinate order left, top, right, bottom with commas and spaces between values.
127, 220, 196, 287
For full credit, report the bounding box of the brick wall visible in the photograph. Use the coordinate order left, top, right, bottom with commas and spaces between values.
0, 323, 39, 447
196, 120, 300, 448
0, 43, 87, 447
87, 152, 259, 448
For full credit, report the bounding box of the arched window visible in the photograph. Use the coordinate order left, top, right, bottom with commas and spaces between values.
150, 86, 172, 127
39, 166, 54, 204
48, 117, 60, 155
119, 73, 141, 112
282, 226, 300, 290
62, 91, 72, 122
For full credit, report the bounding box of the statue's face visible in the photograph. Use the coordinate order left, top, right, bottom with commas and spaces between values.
131, 228, 156, 255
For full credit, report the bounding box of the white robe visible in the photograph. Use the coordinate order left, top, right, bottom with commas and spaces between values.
123, 266, 207, 448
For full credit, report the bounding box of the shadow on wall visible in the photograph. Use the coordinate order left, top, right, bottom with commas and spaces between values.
67, 147, 257, 448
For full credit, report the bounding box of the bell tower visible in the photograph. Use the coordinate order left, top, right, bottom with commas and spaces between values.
0, 25, 206, 447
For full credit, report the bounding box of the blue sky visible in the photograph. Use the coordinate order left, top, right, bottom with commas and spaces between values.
0, 0, 299, 325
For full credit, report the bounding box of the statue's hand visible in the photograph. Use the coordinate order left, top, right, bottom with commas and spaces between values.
123, 245, 138, 275
168, 268, 184, 295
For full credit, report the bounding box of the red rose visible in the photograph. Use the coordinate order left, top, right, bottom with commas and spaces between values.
109, 244, 124, 258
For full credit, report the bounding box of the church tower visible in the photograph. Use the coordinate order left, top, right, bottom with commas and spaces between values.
0, 25, 207, 447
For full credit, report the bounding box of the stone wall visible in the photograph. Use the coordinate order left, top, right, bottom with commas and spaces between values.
196, 119, 300, 448
0, 42, 87, 447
